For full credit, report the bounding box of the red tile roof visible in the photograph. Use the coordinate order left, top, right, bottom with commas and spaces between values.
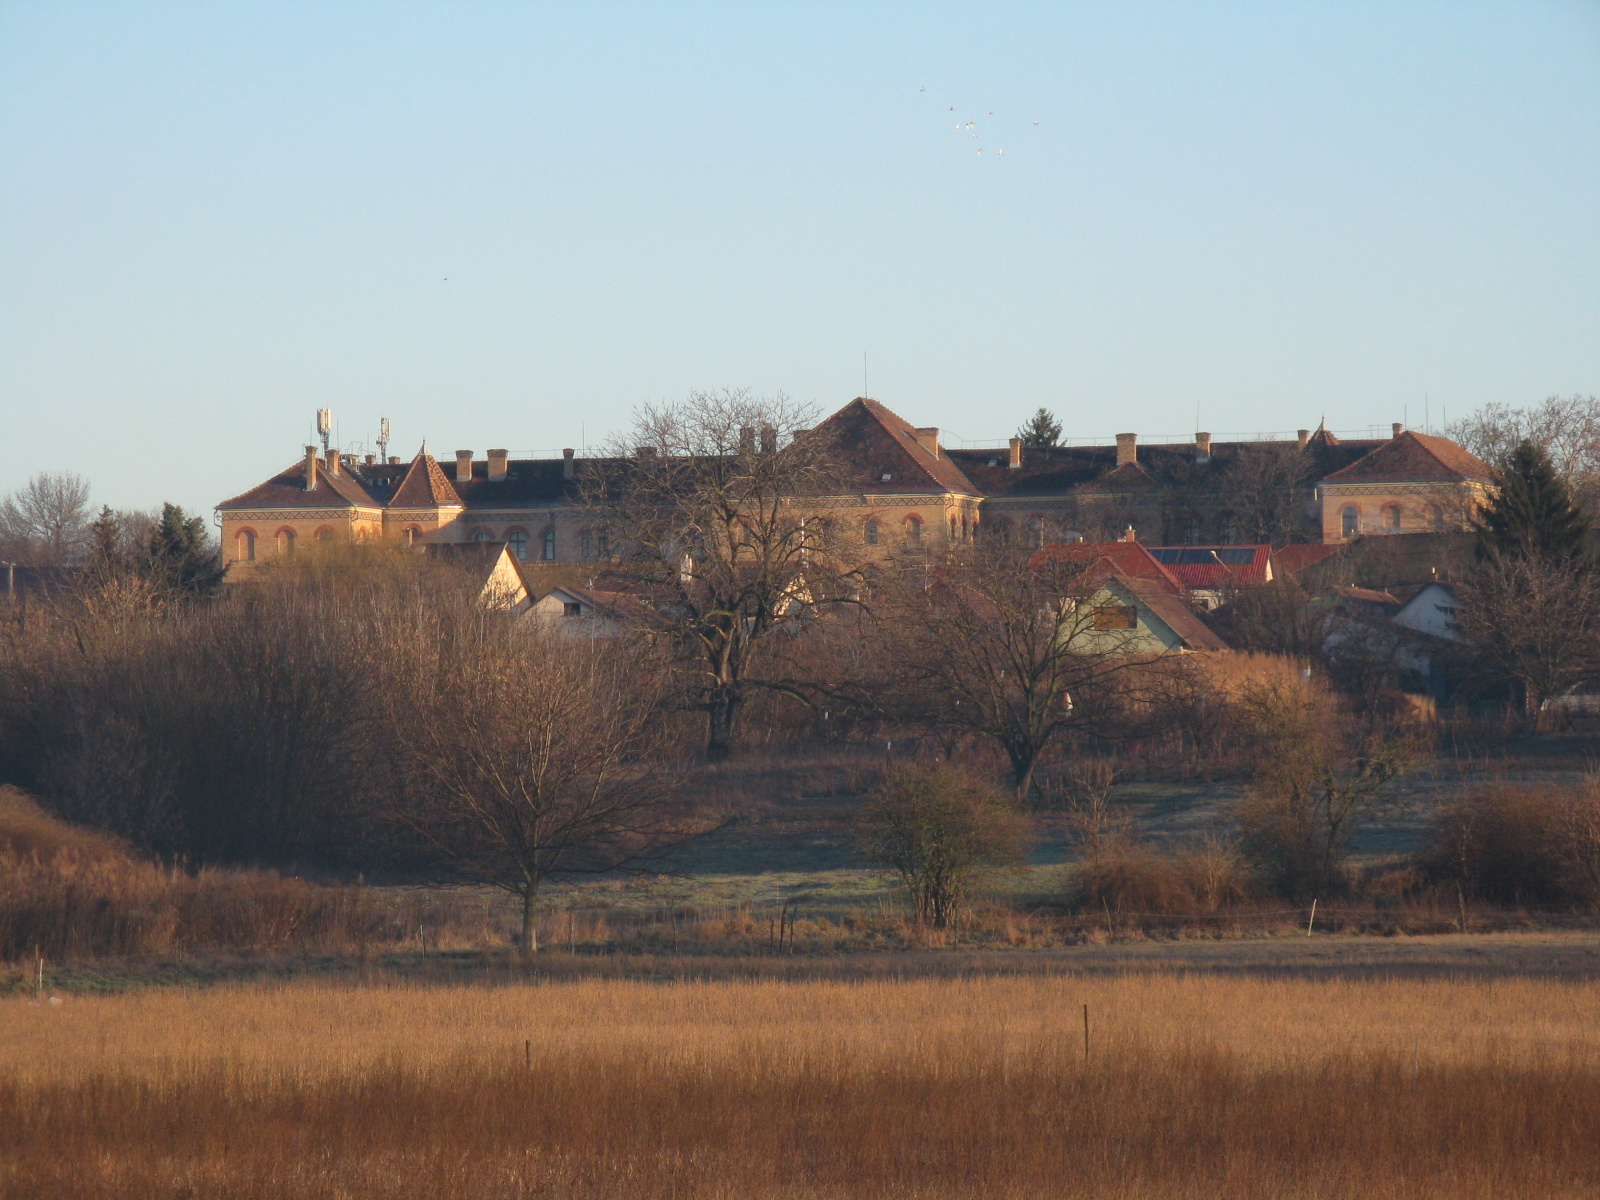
1322, 431, 1493, 484
1030, 541, 1186, 595
390, 451, 464, 508
1147, 545, 1272, 589
1271, 543, 1344, 577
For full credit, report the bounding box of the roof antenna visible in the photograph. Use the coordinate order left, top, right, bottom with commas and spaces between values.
377, 417, 391, 463
316, 408, 332, 453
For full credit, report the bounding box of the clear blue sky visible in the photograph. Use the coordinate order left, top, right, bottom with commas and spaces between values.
2, 2, 1597, 519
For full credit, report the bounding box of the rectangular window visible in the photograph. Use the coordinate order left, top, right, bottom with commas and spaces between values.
1091, 605, 1137, 631
563, 601, 582, 618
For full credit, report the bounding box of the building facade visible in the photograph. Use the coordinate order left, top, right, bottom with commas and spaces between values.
216, 398, 1494, 575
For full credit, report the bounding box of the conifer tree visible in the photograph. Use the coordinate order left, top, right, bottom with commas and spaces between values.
1476, 439, 1590, 563
145, 503, 224, 595
1017, 407, 1062, 450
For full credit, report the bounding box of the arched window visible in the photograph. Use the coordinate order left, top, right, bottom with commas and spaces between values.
471, 528, 491, 544
541, 529, 557, 561
580, 529, 593, 558
1341, 507, 1359, 539
403, 526, 419, 547
1026, 515, 1044, 544
236, 529, 256, 562
1217, 512, 1239, 544
1182, 514, 1202, 545
863, 518, 879, 546
506, 531, 528, 560
315, 526, 334, 543
1383, 505, 1402, 532
275, 528, 295, 557
988, 517, 1012, 545
905, 515, 923, 541
596, 529, 610, 558
949, 516, 959, 542
1429, 504, 1446, 532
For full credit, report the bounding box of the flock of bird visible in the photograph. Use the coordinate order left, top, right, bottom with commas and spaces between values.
921, 84, 1038, 158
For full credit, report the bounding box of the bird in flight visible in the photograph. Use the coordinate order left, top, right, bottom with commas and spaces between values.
988, 109, 995, 115
1032, 119, 1039, 125
920, 85, 926, 92
997, 150, 1004, 156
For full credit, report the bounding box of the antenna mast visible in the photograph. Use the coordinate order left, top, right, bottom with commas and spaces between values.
316, 408, 333, 453
377, 417, 391, 463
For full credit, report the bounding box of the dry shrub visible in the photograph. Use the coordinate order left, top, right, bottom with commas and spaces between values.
1424, 779, 1600, 910
1069, 841, 1254, 916
0, 788, 497, 961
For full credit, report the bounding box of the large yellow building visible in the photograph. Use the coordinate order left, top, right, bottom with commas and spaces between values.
216, 397, 1494, 574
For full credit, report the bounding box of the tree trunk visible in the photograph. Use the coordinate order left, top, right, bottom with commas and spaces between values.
521, 888, 539, 953
1009, 745, 1039, 803
706, 692, 740, 761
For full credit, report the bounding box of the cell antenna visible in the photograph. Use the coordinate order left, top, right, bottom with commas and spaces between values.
316, 408, 333, 452
377, 417, 391, 463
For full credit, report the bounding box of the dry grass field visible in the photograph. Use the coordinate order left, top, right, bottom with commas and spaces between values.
2, 972, 1598, 1199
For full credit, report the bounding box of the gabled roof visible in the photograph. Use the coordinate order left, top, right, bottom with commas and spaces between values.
1147, 545, 1272, 589
1322, 431, 1493, 485
390, 451, 464, 508
542, 584, 656, 622
1030, 540, 1186, 595
217, 458, 377, 510
806, 398, 980, 495
1271, 543, 1344, 578
1109, 572, 1230, 651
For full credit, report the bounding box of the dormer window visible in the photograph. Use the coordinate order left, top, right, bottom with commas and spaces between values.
881, 473, 893, 482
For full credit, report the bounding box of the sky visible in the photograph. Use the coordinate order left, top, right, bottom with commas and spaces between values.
2, 2, 1597, 520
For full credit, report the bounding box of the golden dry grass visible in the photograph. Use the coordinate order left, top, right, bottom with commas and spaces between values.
2, 972, 1597, 1198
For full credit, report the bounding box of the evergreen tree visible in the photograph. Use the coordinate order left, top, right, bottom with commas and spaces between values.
1017, 407, 1062, 450
86, 506, 125, 577
145, 503, 224, 595
1476, 439, 1590, 563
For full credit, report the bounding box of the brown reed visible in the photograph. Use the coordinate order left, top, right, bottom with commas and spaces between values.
1, 972, 1596, 1198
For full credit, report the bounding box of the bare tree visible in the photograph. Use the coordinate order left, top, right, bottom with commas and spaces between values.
856, 765, 1027, 928
586, 388, 861, 759
398, 612, 678, 948
876, 543, 1156, 799
0, 472, 91, 565
1223, 443, 1314, 545
1233, 676, 1406, 898
1448, 395, 1600, 511
1454, 550, 1600, 730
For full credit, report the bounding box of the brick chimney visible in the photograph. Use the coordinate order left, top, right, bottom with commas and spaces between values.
455, 450, 473, 483
1121, 525, 1137, 542
562, 448, 575, 479
487, 449, 508, 480
1195, 432, 1212, 462
1297, 429, 1311, 450
1392, 422, 1404, 438
914, 428, 941, 459
363, 453, 375, 466
324, 447, 341, 476
388, 456, 400, 465
760, 425, 776, 455
739, 426, 755, 456
1116, 433, 1137, 466
1008, 437, 1023, 469
303, 445, 319, 491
